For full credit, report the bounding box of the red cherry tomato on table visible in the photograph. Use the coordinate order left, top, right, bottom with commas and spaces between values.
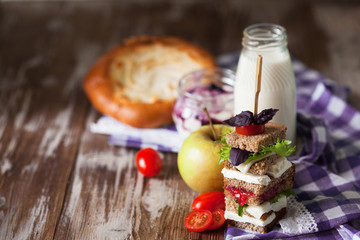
208, 209, 226, 230
135, 148, 162, 177
192, 191, 225, 212
184, 210, 213, 232
236, 124, 265, 136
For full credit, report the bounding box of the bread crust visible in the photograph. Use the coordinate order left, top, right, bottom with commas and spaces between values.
83, 36, 217, 128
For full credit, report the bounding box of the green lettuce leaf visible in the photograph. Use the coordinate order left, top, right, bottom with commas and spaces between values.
235, 200, 247, 217
271, 188, 298, 204
217, 134, 231, 165
245, 138, 296, 163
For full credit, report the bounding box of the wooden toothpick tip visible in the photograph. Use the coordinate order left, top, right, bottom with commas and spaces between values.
254, 55, 263, 116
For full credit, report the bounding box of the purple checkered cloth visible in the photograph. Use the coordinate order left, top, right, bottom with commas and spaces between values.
219, 52, 360, 239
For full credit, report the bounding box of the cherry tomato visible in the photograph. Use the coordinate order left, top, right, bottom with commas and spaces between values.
235, 124, 265, 136
135, 148, 162, 177
184, 210, 213, 232
208, 209, 226, 230
192, 191, 225, 212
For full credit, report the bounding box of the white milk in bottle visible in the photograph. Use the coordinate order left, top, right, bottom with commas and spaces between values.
235, 23, 296, 142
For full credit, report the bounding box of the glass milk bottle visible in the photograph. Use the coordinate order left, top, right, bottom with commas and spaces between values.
234, 23, 296, 142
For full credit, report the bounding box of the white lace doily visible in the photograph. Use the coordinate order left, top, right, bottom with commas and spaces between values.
279, 196, 318, 234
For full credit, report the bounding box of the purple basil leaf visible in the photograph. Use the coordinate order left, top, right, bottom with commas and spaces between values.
254, 108, 279, 125
223, 111, 254, 127
230, 148, 251, 166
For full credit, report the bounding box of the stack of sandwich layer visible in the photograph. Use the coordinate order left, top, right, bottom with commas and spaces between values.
221, 122, 295, 234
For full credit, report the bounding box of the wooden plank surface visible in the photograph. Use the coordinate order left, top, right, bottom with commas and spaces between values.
0, 1, 359, 239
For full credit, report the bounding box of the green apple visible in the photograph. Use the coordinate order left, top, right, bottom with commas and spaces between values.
177, 124, 233, 193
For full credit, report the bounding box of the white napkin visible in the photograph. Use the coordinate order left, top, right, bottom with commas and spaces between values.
90, 115, 183, 152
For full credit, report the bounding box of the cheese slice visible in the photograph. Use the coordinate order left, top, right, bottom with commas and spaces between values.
221, 168, 271, 185
245, 195, 287, 219
225, 211, 276, 227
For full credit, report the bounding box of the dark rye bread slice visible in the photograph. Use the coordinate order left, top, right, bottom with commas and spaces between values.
223, 154, 279, 175
226, 122, 287, 152
224, 163, 295, 206
227, 207, 287, 234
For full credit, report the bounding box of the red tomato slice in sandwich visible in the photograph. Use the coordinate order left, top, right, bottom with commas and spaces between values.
235, 124, 265, 136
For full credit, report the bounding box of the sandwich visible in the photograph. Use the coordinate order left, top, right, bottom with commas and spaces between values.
219, 109, 296, 234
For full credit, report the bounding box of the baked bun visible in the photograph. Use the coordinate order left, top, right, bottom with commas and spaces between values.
83, 36, 217, 128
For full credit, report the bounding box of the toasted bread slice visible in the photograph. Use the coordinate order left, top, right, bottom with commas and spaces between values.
223, 154, 278, 175
226, 122, 287, 152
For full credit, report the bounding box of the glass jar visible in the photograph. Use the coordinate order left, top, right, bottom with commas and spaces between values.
234, 23, 296, 142
172, 68, 235, 140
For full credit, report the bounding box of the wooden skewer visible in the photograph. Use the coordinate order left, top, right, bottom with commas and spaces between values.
254, 55, 263, 116
204, 107, 217, 140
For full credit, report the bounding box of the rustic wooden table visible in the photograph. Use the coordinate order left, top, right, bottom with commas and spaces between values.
1, 1, 360, 239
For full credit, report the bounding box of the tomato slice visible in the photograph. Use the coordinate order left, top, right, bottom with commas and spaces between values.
208, 209, 226, 230
235, 124, 265, 136
225, 185, 254, 206
135, 148, 162, 177
192, 191, 225, 212
184, 210, 213, 232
